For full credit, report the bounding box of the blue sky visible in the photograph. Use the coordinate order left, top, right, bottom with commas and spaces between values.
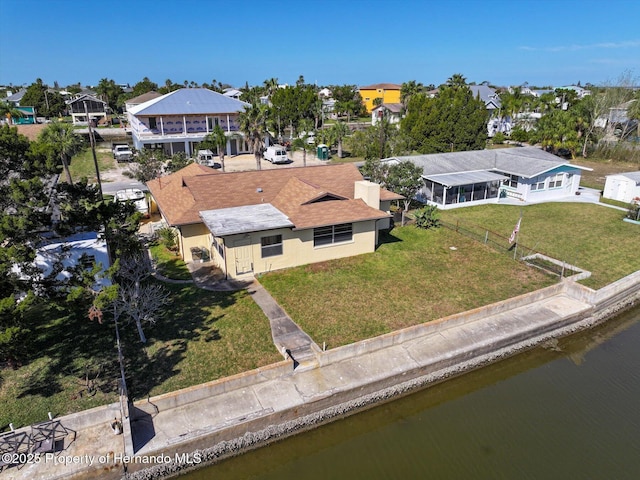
1, 0, 639, 89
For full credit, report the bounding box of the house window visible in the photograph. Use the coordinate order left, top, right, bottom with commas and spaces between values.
549, 173, 563, 188
261, 234, 283, 258
79, 254, 96, 269
212, 236, 224, 259
207, 117, 219, 130
502, 174, 519, 188
531, 176, 546, 191
149, 117, 157, 129
313, 224, 353, 247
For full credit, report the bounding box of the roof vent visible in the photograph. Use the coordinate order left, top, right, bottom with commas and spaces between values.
257, 187, 263, 193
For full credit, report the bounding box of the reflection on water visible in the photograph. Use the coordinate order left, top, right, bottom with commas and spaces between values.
184, 306, 640, 480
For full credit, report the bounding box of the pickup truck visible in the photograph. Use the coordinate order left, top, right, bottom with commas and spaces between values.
112, 144, 134, 162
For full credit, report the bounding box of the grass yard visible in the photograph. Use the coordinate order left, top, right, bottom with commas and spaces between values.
576, 157, 640, 190
149, 243, 193, 280
259, 226, 556, 349
122, 283, 280, 400
68, 147, 115, 183
0, 283, 279, 429
439, 203, 640, 289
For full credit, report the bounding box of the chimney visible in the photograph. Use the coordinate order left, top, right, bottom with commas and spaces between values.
354, 180, 381, 209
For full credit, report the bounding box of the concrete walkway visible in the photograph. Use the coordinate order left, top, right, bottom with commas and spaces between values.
248, 280, 321, 370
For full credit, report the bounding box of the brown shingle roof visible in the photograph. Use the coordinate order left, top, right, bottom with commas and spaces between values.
148, 163, 399, 228
359, 83, 402, 90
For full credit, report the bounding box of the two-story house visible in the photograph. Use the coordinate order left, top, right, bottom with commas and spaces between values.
66, 94, 109, 125
359, 83, 401, 113
127, 88, 251, 157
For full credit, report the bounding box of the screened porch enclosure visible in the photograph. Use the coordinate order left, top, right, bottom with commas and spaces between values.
421, 171, 507, 207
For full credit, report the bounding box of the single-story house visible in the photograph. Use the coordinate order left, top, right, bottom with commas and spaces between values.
12, 232, 111, 293
124, 91, 162, 113
127, 88, 252, 157
382, 147, 591, 209
603, 171, 640, 204
147, 163, 403, 279
371, 103, 404, 125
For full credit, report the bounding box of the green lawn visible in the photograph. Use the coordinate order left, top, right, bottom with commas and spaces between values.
0, 283, 279, 429
439, 203, 639, 289
149, 243, 193, 280
260, 226, 556, 349
68, 147, 115, 182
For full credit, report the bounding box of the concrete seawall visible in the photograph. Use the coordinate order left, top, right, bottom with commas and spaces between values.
12, 272, 640, 480
123, 273, 640, 480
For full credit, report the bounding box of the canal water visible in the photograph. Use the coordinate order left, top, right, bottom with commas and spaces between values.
185, 306, 640, 480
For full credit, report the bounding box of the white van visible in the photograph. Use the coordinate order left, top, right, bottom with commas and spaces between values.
264, 145, 289, 164
196, 149, 215, 166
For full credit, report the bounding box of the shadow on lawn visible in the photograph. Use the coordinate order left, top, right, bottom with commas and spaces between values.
15, 284, 242, 407
377, 230, 403, 248
121, 285, 240, 400
17, 301, 119, 401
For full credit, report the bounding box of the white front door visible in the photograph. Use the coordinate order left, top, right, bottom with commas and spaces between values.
234, 239, 253, 275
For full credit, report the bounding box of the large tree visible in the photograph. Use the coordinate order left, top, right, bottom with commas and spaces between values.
330, 84, 365, 121
400, 80, 425, 110
95, 78, 124, 115
330, 121, 350, 158
239, 104, 268, 170
401, 84, 489, 153
130, 77, 159, 98
0, 101, 25, 125
200, 125, 228, 171
20, 79, 65, 117
385, 161, 424, 224
37, 122, 84, 184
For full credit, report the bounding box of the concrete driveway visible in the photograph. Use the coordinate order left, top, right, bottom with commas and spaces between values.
99, 151, 330, 195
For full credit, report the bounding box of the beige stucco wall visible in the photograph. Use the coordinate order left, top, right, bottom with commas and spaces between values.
221, 221, 378, 279
178, 223, 212, 262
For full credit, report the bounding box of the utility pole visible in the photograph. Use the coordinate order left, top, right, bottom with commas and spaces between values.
84, 101, 103, 200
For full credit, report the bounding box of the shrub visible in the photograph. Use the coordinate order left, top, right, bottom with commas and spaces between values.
157, 227, 178, 252
492, 132, 506, 144
414, 205, 440, 229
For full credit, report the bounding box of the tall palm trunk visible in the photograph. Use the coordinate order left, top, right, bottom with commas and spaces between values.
61, 153, 73, 184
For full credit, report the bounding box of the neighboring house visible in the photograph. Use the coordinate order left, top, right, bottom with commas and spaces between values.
559, 85, 591, 99
124, 91, 162, 113
359, 83, 402, 113
371, 103, 404, 125
5, 88, 27, 106
127, 88, 251, 157
469, 85, 508, 137
603, 171, 640, 204
13, 106, 36, 124
12, 232, 111, 293
146, 163, 403, 278
222, 88, 242, 100
382, 147, 590, 209
66, 94, 108, 125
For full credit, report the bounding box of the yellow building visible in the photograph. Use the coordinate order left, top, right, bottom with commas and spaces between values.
359, 83, 402, 113
147, 163, 403, 280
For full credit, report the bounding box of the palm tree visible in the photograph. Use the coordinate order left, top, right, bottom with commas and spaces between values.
38, 122, 84, 184
445, 73, 467, 88
209, 125, 228, 172
0, 101, 24, 124
331, 121, 350, 158
239, 104, 268, 170
400, 80, 425, 110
